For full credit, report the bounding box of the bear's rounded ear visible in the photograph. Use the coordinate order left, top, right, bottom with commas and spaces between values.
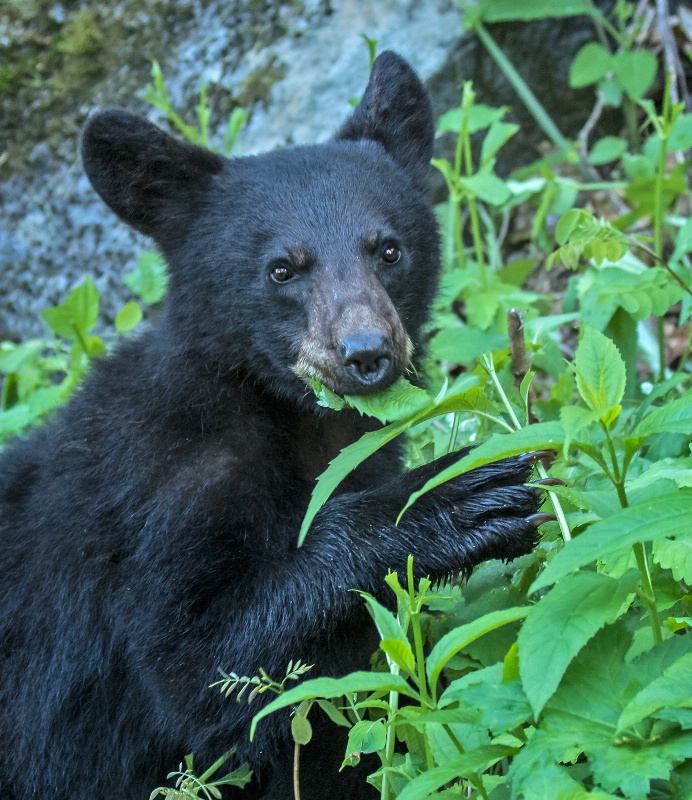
81, 109, 224, 239
335, 51, 434, 190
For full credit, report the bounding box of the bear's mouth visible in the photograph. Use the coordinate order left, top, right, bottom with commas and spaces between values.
292, 334, 412, 399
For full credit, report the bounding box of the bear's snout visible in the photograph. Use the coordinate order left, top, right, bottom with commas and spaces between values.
339, 331, 394, 389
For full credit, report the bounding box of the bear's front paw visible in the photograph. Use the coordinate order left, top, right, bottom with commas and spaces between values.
407, 451, 556, 569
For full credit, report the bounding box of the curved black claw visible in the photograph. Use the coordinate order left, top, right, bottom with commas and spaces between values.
527, 512, 557, 528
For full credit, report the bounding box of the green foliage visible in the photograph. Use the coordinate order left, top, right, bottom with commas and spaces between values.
149, 750, 252, 800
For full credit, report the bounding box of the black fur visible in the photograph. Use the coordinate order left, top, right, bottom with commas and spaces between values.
0, 53, 540, 799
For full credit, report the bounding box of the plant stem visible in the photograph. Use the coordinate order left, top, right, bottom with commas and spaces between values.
482, 354, 571, 542
473, 23, 576, 159
293, 741, 301, 800
601, 423, 663, 644
653, 74, 672, 383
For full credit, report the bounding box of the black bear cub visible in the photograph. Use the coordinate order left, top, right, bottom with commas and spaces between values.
0, 53, 543, 799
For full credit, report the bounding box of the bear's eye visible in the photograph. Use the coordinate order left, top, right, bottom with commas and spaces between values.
381, 244, 401, 265
270, 264, 295, 284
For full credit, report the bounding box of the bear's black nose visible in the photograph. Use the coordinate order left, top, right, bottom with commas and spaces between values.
339, 333, 394, 389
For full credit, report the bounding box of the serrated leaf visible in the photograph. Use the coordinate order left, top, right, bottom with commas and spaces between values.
618, 653, 692, 731
569, 42, 612, 87
298, 376, 481, 544
250, 672, 418, 739
396, 745, 516, 800
345, 378, 430, 424
426, 607, 530, 693
519, 571, 638, 716
653, 535, 692, 583
530, 494, 692, 591
633, 392, 692, 438
574, 325, 625, 424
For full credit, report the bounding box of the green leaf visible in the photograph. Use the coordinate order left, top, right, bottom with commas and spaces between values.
343, 719, 386, 766
345, 378, 430, 424
633, 392, 692, 438
426, 607, 530, 694
291, 712, 312, 745
587, 136, 627, 165
519, 571, 638, 716
618, 653, 692, 731
396, 745, 516, 800
460, 169, 511, 205
297, 376, 480, 544
316, 699, 351, 728
530, 493, 692, 591
124, 252, 169, 305
574, 325, 625, 425
359, 592, 415, 674
613, 50, 657, 100
559, 405, 601, 455
437, 104, 508, 135
41, 277, 100, 340
440, 664, 533, 734
480, 121, 519, 166
115, 302, 143, 334
250, 672, 418, 739
400, 421, 564, 518
653, 534, 692, 583
569, 42, 611, 88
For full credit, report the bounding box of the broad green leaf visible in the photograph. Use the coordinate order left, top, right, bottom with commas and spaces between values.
426, 607, 529, 693
115, 302, 143, 334
555, 208, 590, 246
437, 104, 508, 135
343, 719, 386, 764
569, 42, 611, 87
440, 664, 532, 734
396, 745, 515, 800
618, 653, 692, 731
613, 50, 657, 99
587, 136, 627, 165
400, 421, 564, 517
297, 376, 480, 544
345, 378, 430, 423
291, 712, 312, 745
249, 672, 418, 738
653, 534, 692, 583
669, 112, 692, 151
531, 493, 692, 591
518, 571, 638, 716
574, 325, 625, 424
42, 277, 100, 340
633, 392, 692, 438
460, 170, 511, 205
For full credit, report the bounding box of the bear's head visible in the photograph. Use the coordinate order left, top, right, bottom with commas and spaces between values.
81, 52, 440, 405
